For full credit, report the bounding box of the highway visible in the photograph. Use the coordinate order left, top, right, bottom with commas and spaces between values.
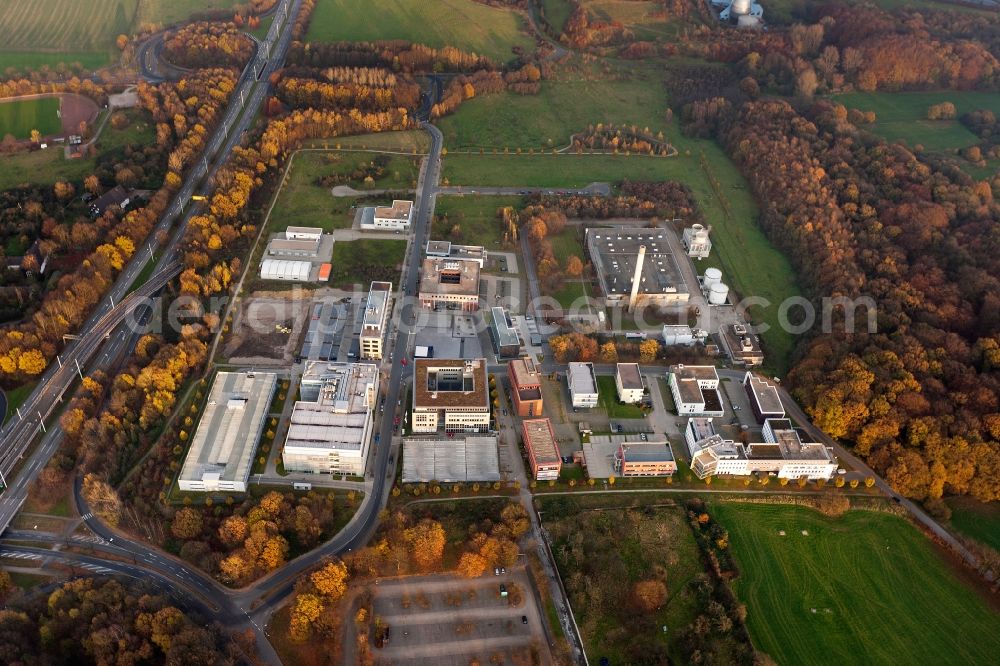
0, 0, 301, 535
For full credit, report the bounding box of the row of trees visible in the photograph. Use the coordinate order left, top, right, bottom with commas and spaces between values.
549, 332, 660, 365
708, 97, 1000, 501
275, 74, 421, 112
286, 40, 496, 73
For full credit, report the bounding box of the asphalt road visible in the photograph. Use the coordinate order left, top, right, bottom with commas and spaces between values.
0, 0, 300, 535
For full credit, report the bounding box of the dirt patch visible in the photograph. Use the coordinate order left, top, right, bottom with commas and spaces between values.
224, 293, 310, 363
59, 94, 99, 135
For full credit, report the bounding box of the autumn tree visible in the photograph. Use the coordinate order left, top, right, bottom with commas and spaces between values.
565, 255, 584, 277
405, 519, 446, 571
171, 507, 203, 540
457, 551, 489, 578
311, 559, 349, 600
81, 474, 122, 527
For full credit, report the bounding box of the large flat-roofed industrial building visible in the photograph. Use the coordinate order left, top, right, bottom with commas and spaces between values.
360, 281, 392, 360
283, 361, 378, 476
412, 358, 490, 433
178, 371, 277, 493
402, 436, 501, 482
522, 418, 561, 481
489, 306, 521, 358
586, 228, 690, 310
418, 257, 481, 312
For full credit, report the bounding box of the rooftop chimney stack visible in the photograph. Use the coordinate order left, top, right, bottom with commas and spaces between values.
628, 245, 646, 312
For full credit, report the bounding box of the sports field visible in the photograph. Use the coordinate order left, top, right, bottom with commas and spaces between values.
713, 502, 1000, 665
305, 0, 535, 62
0, 98, 61, 140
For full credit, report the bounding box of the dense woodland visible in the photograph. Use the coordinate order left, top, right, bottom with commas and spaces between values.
163, 22, 255, 70
0, 577, 235, 664
716, 97, 1000, 502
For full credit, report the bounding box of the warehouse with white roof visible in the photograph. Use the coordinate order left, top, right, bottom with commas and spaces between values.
260, 259, 311, 281
178, 371, 277, 493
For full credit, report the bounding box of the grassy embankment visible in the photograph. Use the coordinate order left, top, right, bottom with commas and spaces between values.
714, 502, 1000, 665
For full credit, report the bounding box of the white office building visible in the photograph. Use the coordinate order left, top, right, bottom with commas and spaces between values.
371, 200, 413, 230
283, 362, 378, 476
412, 359, 490, 433
668, 365, 724, 416
360, 281, 392, 360
615, 363, 645, 404
568, 362, 599, 408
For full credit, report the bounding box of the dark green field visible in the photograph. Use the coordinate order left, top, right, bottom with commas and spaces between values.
327, 239, 406, 289
432, 194, 524, 249
306, 0, 533, 62
714, 502, 1000, 665
948, 497, 1000, 552
0, 97, 60, 139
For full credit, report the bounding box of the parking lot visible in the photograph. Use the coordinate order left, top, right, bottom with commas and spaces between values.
369, 570, 550, 665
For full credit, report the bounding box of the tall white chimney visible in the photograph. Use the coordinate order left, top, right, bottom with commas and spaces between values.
628, 245, 646, 312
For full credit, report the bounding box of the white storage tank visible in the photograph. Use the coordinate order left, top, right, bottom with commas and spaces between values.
731, 0, 752, 15
703, 267, 723, 289
737, 14, 761, 28
708, 282, 730, 305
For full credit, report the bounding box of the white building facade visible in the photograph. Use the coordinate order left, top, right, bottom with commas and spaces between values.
615, 363, 645, 404
568, 362, 599, 408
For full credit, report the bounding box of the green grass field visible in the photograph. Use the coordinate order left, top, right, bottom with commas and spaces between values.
305, 0, 534, 62
303, 130, 431, 154
0, 0, 241, 73
328, 239, 407, 288
269, 150, 421, 232
0, 51, 111, 74
432, 194, 524, 249
0, 97, 61, 140
597, 375, 645, 418
438, 79, 671, 150
835, 90, 1000, 153
714, 502, 1000, 665
948, 497, 1000, 552
135, 0, 243, 27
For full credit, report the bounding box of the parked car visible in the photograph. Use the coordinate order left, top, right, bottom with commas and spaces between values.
640, 432, 647, 441
494, 567, 500, 576
521, 615, 528, 625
